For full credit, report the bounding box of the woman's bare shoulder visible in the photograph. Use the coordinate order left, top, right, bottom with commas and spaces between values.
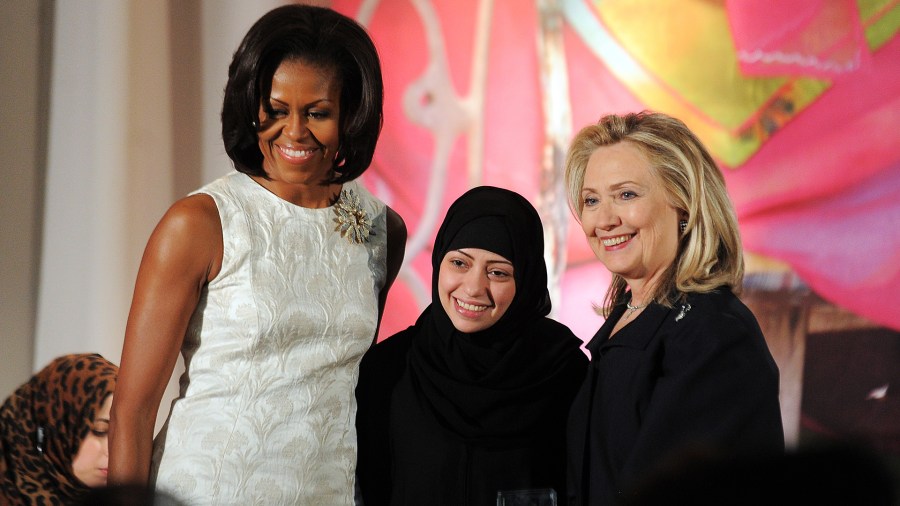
142, 193, 223, 281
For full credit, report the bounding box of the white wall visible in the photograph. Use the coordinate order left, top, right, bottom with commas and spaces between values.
27, 0, 282, 430
0, 0, 50, 396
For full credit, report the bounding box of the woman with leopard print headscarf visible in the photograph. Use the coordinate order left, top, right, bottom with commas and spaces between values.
0, 353, 117, 505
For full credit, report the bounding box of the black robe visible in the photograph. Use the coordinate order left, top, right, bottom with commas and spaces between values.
356, 318, 586, 505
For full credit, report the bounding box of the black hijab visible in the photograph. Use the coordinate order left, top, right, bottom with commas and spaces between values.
404, 186, 583, 444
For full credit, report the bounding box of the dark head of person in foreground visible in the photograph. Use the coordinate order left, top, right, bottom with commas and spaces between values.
620, 441, 897, 506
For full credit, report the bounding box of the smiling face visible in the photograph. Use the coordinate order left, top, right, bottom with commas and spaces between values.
438, 248, 517, 334
256, 58, 341, 201
580, 142, 682, 297
71, 393, 112, 488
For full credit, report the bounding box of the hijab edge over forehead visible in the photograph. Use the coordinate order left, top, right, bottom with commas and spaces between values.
431, 185, 551, 329
445, 215, 514, 264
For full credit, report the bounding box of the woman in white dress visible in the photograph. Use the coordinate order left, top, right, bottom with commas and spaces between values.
108, 5, 406, 505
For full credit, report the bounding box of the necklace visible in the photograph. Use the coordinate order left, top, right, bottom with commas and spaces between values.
625, 300, 649, 318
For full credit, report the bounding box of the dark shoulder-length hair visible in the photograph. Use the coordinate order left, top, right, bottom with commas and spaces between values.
221, 4, 384, 184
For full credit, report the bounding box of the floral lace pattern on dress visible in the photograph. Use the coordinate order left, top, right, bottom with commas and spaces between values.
150, 174, 388, 506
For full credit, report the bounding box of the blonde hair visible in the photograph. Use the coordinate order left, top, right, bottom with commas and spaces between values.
564, 111, 744, 316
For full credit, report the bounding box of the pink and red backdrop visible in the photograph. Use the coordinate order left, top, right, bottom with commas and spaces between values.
327, 0, 900, 341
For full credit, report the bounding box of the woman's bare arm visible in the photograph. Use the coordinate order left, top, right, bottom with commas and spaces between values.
108, 194, 222, 485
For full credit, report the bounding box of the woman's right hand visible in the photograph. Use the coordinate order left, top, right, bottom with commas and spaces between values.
108, 194, 222, 485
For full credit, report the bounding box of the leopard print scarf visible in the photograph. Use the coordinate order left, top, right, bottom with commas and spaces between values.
1, 353, 118, 505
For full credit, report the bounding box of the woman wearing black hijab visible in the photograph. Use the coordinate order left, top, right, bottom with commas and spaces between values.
356, 186, 588, 506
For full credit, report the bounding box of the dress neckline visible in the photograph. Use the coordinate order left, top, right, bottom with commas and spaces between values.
241, 172, 345, 211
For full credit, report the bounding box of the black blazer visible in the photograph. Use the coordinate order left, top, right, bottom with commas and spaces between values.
567, 289, 784, 506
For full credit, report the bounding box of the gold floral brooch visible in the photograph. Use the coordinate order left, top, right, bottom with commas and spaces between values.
333, 189, 373, 244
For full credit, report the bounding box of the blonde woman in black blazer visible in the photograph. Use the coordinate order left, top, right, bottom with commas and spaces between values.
563, 111, 784, 506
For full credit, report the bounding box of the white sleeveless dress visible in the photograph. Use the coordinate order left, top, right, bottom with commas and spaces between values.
150, 171, 387, 505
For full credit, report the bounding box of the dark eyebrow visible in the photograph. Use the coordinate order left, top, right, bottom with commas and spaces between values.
268, 97, 334, 108
451, 250, 513, 266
